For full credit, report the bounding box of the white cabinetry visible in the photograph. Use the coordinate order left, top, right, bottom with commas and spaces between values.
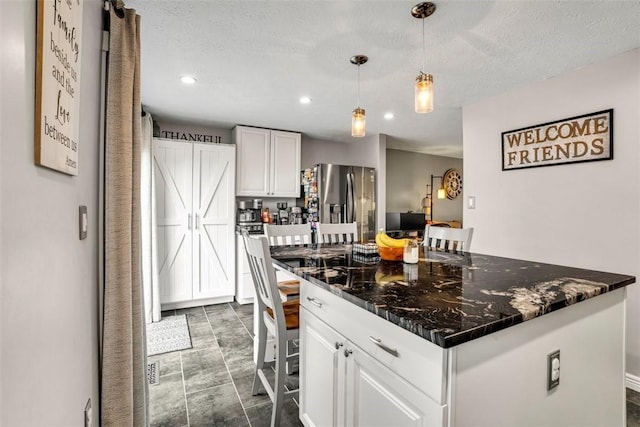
233, 126, 301, 197
300, 283, 445, 427
235, 233, 255, 304
153, 138, 236, 308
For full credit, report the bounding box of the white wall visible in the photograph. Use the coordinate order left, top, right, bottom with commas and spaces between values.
1, 1, 102, 425
300, 137, 350, 169
386, 149, 463, 221
463, 49, 640, 381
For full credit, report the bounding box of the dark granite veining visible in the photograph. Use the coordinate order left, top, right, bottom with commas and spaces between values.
269, 244, 635, 348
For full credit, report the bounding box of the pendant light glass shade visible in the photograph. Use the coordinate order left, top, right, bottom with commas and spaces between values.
350, 55, 368, 138
352, 107, 366, 137
415, 73, 434, 114
436, 187, 446, 199
412, 2, 436, 114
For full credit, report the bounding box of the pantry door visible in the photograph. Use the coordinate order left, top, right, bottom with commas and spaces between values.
153, 139, 193, 304
192, 143, 236, 299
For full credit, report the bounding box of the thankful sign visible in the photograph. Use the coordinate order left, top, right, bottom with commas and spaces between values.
35, 0, 84, 176
502, 109, 613, 171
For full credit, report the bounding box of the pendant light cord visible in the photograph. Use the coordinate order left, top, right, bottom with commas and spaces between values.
356, 64, 361, 107
421, 17, 426, 74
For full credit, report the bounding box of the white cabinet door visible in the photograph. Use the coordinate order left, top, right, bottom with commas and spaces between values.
153, 139, 193, 304
192, 143, 236, 300
270, 130, 301, 197
345, 344, 444, 427
300, 307, 346, 427
234, 126, 301, 197
235, 126, 270, 196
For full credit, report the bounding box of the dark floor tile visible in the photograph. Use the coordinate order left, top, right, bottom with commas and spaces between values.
148, 351, 182, 377
206, 303, 245, 333
187, 323, 219, 351
215, 326, 255, 367
149, 372, 188, 427
187, 383, 250, 427
231, 301, 255, 317
161, 309, 176, 317
628, 388, 640, 406
245, 399, 302, 427
236, 313, 254, 337
182, 347, 232, 394
230, 364, 271, 409
177, 306, 209, 326
629, 400, 640, 427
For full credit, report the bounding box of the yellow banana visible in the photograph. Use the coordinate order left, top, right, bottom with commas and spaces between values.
378, 232, 409, 248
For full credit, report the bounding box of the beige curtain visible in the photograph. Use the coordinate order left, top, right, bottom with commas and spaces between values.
102, 5, 148, 426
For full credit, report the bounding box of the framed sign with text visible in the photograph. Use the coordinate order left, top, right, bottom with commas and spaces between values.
35, 0, 84, 176
502, 109, 613, 171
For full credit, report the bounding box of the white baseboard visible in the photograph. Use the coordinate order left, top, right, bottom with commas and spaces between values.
627, 372, 640, 393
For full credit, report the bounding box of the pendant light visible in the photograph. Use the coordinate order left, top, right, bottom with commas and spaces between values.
412, 2, 436, 114
350, 55, 368, 138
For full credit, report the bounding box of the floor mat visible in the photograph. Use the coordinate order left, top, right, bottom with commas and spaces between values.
147, 314, 192, 356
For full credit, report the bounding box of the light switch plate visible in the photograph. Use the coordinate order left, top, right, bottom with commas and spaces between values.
79, 206, 87, 240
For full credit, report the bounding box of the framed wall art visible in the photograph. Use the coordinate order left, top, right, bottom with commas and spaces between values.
502, 109, 613, 171
35, 0, 84, 176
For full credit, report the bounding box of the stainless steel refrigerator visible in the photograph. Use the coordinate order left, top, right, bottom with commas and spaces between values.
299, 164, 376, 242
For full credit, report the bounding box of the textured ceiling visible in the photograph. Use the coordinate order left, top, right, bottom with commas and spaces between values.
127, 0, 640, 158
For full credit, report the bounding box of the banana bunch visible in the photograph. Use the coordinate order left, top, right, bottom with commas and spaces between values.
375, 231, 409, 248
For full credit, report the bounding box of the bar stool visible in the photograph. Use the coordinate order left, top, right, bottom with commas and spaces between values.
242, 232, 299, 427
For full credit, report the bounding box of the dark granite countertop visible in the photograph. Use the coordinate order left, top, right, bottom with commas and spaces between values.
270, 244, 635, 348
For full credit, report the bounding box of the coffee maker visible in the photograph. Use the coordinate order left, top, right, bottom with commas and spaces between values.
277, 202, 289, 225
289, 206, 303, 224
237, 199, 261, 224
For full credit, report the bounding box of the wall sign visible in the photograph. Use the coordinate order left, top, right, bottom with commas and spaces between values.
502, 109, 613, 171
35, 0, 84, 176
160, 130, 223, 143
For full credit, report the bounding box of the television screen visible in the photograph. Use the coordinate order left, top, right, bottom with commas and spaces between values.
386, 212, 425, 231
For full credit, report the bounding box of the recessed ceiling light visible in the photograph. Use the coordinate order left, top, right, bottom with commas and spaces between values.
384, 112, 395, 120
180, 75, 197, 84
299, 96, 312, 104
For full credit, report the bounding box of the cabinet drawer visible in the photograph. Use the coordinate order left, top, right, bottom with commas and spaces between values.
301, 280, 448, 404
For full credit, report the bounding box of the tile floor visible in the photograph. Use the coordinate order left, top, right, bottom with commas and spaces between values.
148, 302, 301, 427
149, 302, 640, 427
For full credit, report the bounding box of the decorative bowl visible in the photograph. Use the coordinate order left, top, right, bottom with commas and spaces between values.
377, 246, 404, 261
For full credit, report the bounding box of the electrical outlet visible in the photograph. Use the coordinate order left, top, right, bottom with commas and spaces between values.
84, 398, 92, 427
547, 350, 560, 391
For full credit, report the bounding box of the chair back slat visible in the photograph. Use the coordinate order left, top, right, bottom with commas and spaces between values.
316, 222, 358, 244
423, 225, 473, 252
264, 223, 313, 246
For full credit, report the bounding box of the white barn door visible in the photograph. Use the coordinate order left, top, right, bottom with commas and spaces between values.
152, 139, 193, 304
192, 143, 236, 299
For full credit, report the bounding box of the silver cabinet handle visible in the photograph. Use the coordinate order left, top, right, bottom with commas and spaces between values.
306, 297, 323, 308
335, 342, 343, 350
188, 213, 192, 230
369, 336, 399, 358
195, 213, 200, 230
344, 349, 353, 358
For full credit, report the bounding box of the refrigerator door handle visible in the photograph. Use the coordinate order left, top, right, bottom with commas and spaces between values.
346, 172, 355, 223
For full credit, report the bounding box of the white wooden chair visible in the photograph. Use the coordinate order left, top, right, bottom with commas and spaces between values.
316, 222, 358, 244
423, 225, 473, 252
264, 223, 312, 246
242, 232, 300, 427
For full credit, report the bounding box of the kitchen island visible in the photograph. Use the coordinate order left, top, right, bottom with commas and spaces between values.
270, 244, 635, 427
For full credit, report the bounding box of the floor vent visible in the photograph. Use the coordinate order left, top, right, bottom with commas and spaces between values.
147, 361, 159, 385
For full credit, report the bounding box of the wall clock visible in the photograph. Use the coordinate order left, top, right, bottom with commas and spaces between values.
442, 168, 462, 200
